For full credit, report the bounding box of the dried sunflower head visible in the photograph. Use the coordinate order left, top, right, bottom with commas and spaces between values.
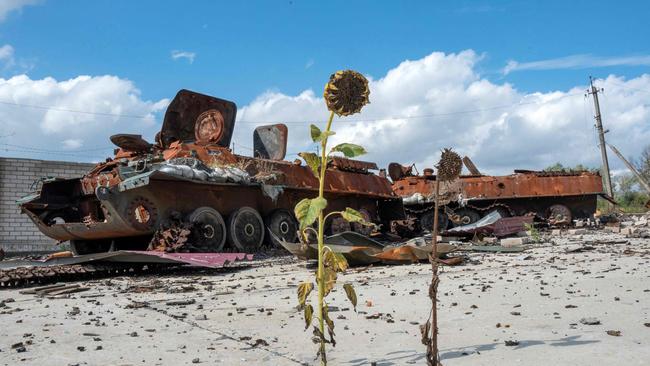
436, 148, 462, 181
323, 70, 370, 116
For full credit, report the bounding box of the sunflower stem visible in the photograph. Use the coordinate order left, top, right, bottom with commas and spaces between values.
428, 179, 442, 366
316, 110, 335, 365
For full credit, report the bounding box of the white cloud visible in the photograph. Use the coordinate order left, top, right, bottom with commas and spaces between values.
171, 50, 196, 64
503, 54, 650, 74
0, 74, 168, 161
62, 138, 82, 149
305, 59, 314, 69
0, 44, 15, 68
235, 50, 650, 175
0, 45, 14, 60
0, 0, 40, 22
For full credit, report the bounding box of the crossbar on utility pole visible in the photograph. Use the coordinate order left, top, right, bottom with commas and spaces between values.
587, 76, 614, 203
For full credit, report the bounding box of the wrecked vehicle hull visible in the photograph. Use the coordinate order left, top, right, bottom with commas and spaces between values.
19, 90, 404, 254
21, 171, 398, 247
390, 168, 605, 231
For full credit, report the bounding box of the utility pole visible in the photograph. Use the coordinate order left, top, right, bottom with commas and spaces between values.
587, 76, 614, 203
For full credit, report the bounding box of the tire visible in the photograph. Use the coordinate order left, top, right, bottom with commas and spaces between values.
325, 216, 351, 236
69, 239, 112, 255
351, 208, 374, 236
494, 206, 511, 218
453, 208, 481, 226
266, 209, 298, 247
188, 207, 227, 252
227, 207, 265, 252
419, 210, 448, 233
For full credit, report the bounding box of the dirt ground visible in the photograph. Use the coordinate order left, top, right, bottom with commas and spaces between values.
1, 230, 649, 365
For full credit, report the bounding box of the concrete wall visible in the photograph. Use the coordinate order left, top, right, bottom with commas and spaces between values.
0, 157, 95, 253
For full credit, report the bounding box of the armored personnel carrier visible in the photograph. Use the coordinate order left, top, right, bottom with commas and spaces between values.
388, 163, 606, 231
18, 90, 404, 254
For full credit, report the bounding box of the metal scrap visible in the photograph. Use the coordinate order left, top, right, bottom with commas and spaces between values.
445, 211, 534, 237
148, 213, 193, 252
279, 231, 461, 266
0, 251, 253, 288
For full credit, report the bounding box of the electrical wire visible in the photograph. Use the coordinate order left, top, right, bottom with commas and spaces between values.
237, 92, 585, 124
0, 91, 585, 125
0, 142, 114, 153
0, 147, 108, 158
0, 100, 151, 119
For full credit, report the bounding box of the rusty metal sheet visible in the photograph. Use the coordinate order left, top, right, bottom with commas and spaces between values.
329, 157, 378, 172
278, 232, 460, 266
393, 170, 604, 201
0, 251, 252, 270
120, 251, 253, 268
461, 171, 604, 200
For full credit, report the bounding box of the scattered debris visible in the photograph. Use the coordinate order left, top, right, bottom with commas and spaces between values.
166, 299, 196, 306
580, 317, 601, 325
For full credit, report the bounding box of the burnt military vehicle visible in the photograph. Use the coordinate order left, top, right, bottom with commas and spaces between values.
388, 163, 606, 231
18, 90, 404, 254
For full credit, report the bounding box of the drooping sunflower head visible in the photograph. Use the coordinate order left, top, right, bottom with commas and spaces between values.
323, 70, 370, 116
436, 148, 462, 181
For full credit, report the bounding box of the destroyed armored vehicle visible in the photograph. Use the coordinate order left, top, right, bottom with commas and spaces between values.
388, 162, 606, 231
18, 90, 405, 254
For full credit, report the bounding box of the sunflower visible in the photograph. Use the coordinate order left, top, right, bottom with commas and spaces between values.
436, 148, 462, 181
323, 70, 370, 116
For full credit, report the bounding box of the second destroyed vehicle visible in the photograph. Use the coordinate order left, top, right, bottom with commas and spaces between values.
18, 90, 405, 254
388, 162, 606, 232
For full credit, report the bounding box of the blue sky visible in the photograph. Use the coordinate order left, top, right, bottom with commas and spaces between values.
1, 0, 650, 175
3, 0, 650, 104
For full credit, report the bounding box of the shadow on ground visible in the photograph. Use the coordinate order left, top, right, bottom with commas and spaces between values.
344, 335, 600, 365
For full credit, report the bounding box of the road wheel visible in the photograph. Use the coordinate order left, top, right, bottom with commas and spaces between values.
69, 239, 112, 255
351, 208, 374, 236
326, 216, 351, 235
547, 204, 572, 224
494, 206, 511, 218
188, 207, 227, 252
266, 209, 298, 247
227, 207, 265, 252
453, 208, 481, 226
419, 209, 448, 233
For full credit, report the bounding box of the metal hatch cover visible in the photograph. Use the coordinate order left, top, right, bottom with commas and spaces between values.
160, 89, 237, 149
253, 124, 288, 160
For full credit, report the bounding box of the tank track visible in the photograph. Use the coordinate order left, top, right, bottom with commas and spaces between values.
0, 263, 154, 288
405, 202, 546, 225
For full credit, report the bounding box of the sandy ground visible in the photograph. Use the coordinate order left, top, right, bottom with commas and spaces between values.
1, 230, 649, 365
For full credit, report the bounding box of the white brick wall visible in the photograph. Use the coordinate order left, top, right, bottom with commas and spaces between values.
0, 157, 95, 253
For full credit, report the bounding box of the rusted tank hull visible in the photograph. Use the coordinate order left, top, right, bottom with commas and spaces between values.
394, 172, 604, 201
392, 170, 605, 229
21, 171, 400, 246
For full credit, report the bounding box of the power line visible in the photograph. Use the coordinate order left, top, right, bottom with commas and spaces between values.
0, 143, 114, 153
236, 92, 585, 124
0, 92, 584, 125
0, 100, 151, 119
0, 148, 107, 158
